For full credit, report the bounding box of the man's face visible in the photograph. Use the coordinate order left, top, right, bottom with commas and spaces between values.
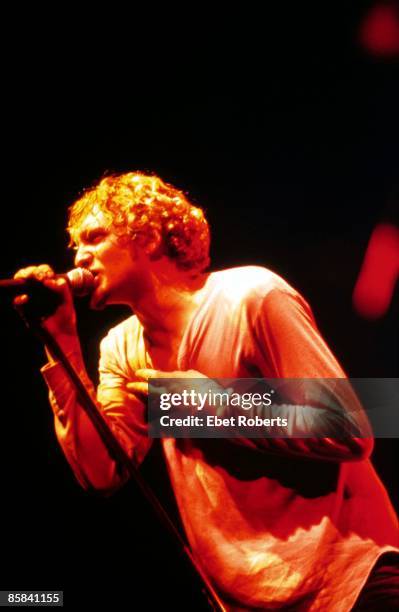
73, 208, 141, 309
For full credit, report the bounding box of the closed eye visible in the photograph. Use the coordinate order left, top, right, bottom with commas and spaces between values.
74, 228, 108, 248
87, 229, 107, 243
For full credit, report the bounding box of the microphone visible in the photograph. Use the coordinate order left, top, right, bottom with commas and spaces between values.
0, 268, 95, 298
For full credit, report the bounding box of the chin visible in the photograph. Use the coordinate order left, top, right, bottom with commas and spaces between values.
90, 289, 109, 311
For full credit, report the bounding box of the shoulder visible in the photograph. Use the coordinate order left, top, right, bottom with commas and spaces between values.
210, 266, 300, 305
207, 266, 313, 328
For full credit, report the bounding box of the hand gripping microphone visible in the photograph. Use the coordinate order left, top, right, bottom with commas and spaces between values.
0, 268, 95, 298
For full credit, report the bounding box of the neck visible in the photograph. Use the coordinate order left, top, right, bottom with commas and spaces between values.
129, 260, 210, 347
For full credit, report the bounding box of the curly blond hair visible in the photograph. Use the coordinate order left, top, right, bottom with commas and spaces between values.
68, 172, 210, 274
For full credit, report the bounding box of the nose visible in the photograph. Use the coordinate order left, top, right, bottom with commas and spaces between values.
74, 245, 94, 269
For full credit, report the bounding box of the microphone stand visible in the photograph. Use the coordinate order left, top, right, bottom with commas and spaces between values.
14, 299, 226, 612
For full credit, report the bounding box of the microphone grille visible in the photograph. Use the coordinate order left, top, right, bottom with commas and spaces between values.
66, 268, 95, 297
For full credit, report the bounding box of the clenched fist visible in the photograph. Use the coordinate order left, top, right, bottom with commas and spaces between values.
13, 264, 77, 338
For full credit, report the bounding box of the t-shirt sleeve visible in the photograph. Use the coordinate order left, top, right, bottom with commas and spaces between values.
230, 287, 374, 461
252, 287, 345, 378
41, 328, 152, 493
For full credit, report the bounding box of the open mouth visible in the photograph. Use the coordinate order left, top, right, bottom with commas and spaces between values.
89, 271, 101, 285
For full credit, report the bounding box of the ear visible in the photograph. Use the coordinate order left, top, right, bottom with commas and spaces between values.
144, 228, 163, 258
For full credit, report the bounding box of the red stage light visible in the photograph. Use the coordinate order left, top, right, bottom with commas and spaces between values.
359, 3, 399, 57
353, 223, 399, 319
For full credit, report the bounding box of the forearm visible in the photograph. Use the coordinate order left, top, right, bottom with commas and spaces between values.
216, 381, 373, 462
225, 412, 373, 463
42, 355, 130, 493
44, 332, 83, 366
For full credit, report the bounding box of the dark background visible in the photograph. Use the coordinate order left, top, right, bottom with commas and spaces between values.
0, 4, 398, 610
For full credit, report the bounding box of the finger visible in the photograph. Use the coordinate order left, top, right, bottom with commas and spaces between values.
149, 385, 169, 396
127, 382, 170, 398
14, 266, 37, 280
13, 294, 29, 306
126, 382, 149, 395
14, 265, 55, 281
135, 368, 160, 380
42, 277, 67, 293
136, 368, 175, 380
35, 265, 55, 280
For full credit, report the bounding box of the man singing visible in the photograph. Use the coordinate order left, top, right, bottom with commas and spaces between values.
14, 172, 398, 610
